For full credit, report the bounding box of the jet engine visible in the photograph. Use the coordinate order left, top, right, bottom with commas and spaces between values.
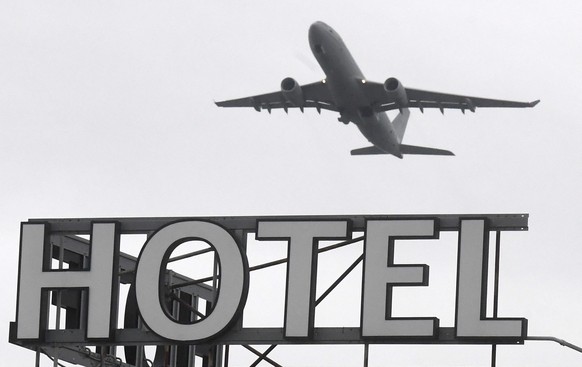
281, 77, 304, 107
383, 77, 408, 107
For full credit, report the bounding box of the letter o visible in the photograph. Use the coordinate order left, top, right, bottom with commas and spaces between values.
135, 221, 248, 341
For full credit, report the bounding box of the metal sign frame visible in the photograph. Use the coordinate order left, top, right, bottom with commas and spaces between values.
10, 214, 530, 367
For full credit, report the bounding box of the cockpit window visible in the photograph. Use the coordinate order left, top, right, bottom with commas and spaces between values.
314, 44, 324, 54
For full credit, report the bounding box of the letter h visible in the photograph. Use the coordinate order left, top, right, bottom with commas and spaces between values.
16, 222, 119, 340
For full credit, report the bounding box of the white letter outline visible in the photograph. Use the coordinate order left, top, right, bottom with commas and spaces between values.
16, 222, 120, 340
135, 220, 249, 342
455, 219, 527, 339
256, 220, 350, 338
361, 218, 440, 338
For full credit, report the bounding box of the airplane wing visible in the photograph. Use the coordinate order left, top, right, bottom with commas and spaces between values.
362, 81, 539, 114
215, 80, 338, 113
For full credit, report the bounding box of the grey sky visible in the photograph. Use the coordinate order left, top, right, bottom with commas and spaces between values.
1, 0, 582, 365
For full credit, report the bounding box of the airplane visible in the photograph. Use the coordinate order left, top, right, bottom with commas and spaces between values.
215, 21, 539, 158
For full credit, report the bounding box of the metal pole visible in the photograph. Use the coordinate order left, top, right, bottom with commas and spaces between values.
211, 252, 221, 367
170, 272, 178, 367
491, 345, 497, 367
363, 344, 369, 367
136, 318, 144, 367
189, 293, 198, 367
491, 231, 501, 367
54, 237, 65, 367
527, 336, 582, 353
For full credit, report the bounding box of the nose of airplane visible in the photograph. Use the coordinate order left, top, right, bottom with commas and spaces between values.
308, 21, 327, 42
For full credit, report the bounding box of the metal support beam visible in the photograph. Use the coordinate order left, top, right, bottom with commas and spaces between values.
29, 214, 529, 234
315, 254, 363, 306
170, 236, 364, 290
491, 231, 501, 367
242, 345, 282, 367
526, 336, 582, 354
363, 344, 369, 367
249, 344, 277, 367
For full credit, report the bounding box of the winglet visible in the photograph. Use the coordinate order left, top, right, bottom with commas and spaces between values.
529, 100, 540, 107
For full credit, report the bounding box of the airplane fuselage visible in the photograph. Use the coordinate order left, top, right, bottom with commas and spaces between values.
308, 22, 402, 157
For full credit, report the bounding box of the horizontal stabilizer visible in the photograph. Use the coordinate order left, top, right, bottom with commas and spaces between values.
399, 144, 455, 156
350, 146, 387, 155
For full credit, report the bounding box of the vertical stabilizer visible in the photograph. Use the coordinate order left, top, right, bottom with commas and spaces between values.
392, 108, 410, 143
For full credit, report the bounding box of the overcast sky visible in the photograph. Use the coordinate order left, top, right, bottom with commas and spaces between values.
2, 0, 582, 366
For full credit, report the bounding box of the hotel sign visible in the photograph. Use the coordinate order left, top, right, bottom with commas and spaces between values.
11, 214, 528, 348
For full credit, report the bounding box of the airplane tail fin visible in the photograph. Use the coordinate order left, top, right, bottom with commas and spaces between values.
392, 108, 453, 156
392, 108, 410, 143
399, 144, 455, 156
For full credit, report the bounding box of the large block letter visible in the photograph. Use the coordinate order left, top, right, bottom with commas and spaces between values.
17, 222, 119, 340
362, 219, 439, 338
455, 219, 527, 338
257, 220, 350, 338
135, 221, 248, 342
